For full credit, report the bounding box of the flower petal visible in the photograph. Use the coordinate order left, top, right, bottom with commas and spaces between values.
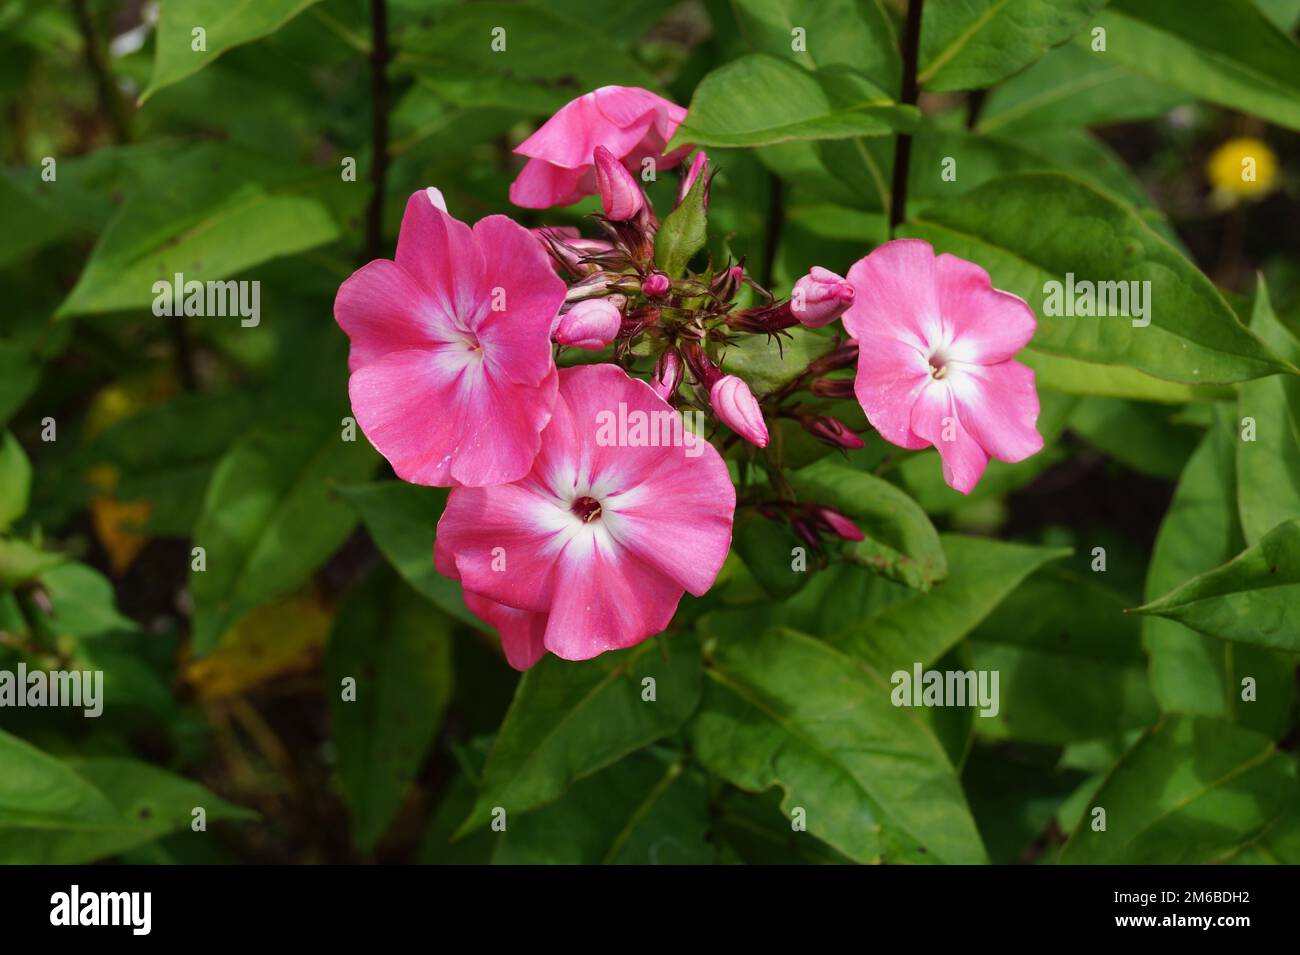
950, 359, 1044, 464
393, 191, 485, 322
935, 253, 1037, 365
448, 367, 558, 486
843, 238, 944, 353
462, 591, 548, 670
508, 156, 592, 208
334, 259, 455, 372
542, 531, 682, 660
909, 381, 990, 495
436, 481, 570, 611
349, 349, 474, 486
851, 333, 932, 450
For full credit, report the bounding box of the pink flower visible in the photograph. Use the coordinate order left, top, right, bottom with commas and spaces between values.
593, 145, 645, 220
711, 375, 768, 448
791, 266, 855, 328
553, 298, 621, 351
842, 239, 1043, 494
335, 189, 564, 487
509, 86, 690, 209
434, 364, 735, 669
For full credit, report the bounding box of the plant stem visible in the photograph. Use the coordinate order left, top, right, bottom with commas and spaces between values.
965, 88, 987, 130
75, 0, 201, 389
889, 0, 924, 235
363, 0, 391, 263
72, 0, 131, 144
760, 173, 784, 289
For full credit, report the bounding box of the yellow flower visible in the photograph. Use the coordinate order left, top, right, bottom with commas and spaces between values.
1207, 137, 1278, 199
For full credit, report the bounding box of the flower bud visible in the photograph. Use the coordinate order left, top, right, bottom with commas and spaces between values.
553, 298, 622, 351
809, 377, 856, 399
791, 266, 855, 328
803, 414, 864, 450
711, 264, 744, 303
594, 145, 644, 221
807, 342, 860, 376
642, 271, 671, 298
652, 350, 683, 400
677, 151, 710, 208
815, 507, 864, 542
711, 375, 769, 448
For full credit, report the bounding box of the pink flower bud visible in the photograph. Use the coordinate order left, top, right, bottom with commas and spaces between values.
677, 151, 710, 208
554, 298, 622, 351
593, 145, 644, 221
815, 507, 864, 542
791, 266, 855, 328
711, 375, 768, 448
642, 271, 671, 298
804, 414, 865, 450
651, 350, 683, 400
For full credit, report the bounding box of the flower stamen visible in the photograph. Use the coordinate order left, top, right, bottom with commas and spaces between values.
570, 495, 603, 523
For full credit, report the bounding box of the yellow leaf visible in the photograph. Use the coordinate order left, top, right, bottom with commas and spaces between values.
186, 590, 333, 700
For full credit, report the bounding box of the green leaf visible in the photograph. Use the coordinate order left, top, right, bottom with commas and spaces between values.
788, 458, 947, 590
0, 430, 31, 530
0, 538, 65, 590
456, 636, 702, 837
1022, 349, 1231, 403
830, 534, 1070, 673
918, 0, 1106, 92
1223, 804, 1300, 863
730, 0, 900, 92
189, 413, 377, 655
491, 749, 713, 864
1058, 716, 1300, 863
1096, 0, 1300, 132
723, 325, 835, 395
1237, 279, 1300, 545
327, 570, 453, 852
396, 2, 657, 89
0, 731, 253, 864
336, 481, 482, 631
1067, 397, 1201, 480
1142, 411, 1296, 734
978, 42, 1188, 135
903, 172, 1295, 385
712, 788, 853, 864
82, 391, 260, 536
653, 171, 708, 278
670, 54, 918, 149
0, 172, 69, 266
141, 0, 324, 102
963, 746, 1090, 864
691, 626, 987, 863
57, 143, 340, 318
965, 568, 1158, 743
41, 562, 136, 638
731, 512, 809, 599
1137, 517, 1300, 650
